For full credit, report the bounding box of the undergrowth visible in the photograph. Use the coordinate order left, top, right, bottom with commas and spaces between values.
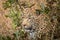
2, 0, 60, 40
4, 0, 21, 29
2, 0, 26, 40
0, 29, 26, 40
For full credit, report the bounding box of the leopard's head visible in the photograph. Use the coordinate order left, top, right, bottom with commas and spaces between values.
21, 14, 36, 32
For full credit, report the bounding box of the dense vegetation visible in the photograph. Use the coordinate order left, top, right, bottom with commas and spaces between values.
0, 0, 60, 40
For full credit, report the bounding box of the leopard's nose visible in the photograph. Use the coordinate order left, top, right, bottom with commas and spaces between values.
22, 23, 32, 30
23, 25, 33, 32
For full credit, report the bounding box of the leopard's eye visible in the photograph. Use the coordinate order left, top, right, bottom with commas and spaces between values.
22, 16, 24, 18
23, 24, 26, 26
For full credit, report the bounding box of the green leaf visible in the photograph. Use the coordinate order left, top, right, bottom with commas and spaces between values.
45, 7, 50, 14
3, 1, 11, 9
8, 0, 15, 4
40, 3, 45, 11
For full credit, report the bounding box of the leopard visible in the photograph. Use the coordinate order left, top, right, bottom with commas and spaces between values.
19, 0, 58, 40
